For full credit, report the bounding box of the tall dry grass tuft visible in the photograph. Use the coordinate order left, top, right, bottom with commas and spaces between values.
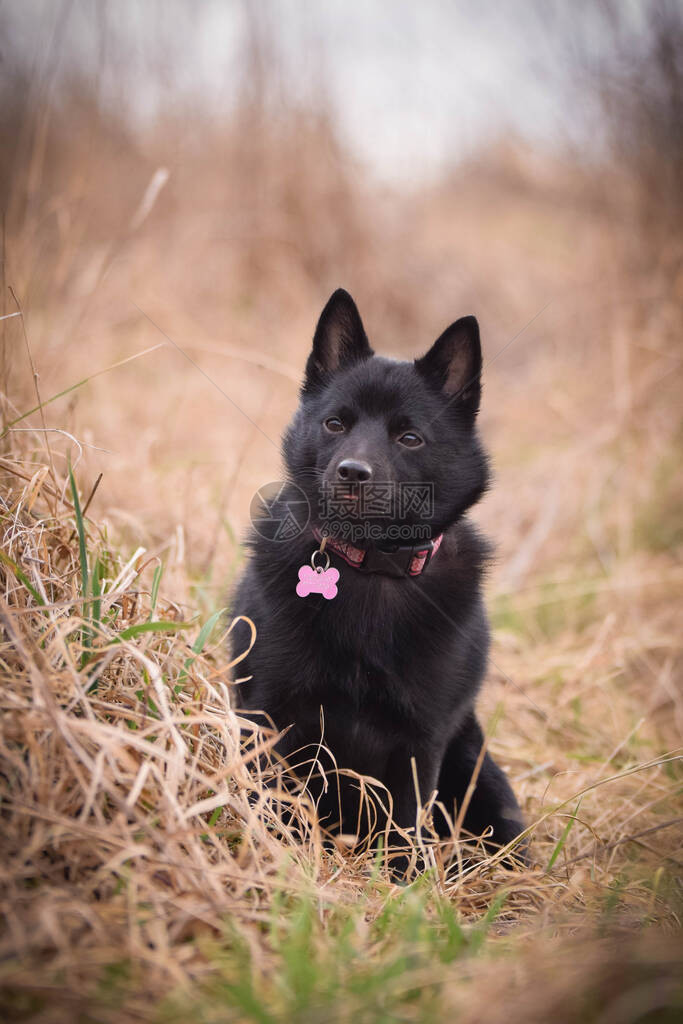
0, 425, 524, 1019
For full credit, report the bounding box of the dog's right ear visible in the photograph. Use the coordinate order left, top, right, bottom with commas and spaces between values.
304, 289, 373, 392
415, 315, 482, 422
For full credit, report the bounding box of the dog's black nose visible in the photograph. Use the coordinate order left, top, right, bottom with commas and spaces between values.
337, 459, 373, 483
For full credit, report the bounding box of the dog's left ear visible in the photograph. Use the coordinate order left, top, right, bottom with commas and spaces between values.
415, 315, 482, 421
304, 289, 373, 391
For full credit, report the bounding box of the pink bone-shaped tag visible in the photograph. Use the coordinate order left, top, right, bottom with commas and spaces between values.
296, 564, 339, 600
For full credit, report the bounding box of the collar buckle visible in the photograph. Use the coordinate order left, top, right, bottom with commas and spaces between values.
360, 538, 435, 577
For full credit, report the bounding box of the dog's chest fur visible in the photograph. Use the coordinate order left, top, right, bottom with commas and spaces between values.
234, 521, 488, 747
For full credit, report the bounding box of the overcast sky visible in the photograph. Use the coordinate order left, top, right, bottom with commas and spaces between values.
4, 0, 620, 181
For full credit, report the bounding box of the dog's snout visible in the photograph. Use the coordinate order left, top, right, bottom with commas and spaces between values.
337, 459, 373, 483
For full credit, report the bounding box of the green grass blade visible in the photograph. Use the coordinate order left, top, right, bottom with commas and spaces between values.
68, 459, 90, 666
481, 889, 507, 927
176, 607, 226, 689
467, 891, 508, 955
68, 460, 89, 603
118, 620, 194, 641
91, 556, 102, 630
84, 555, 104, 693
192, 607, 226, 654
1, 378, 95, 439
0, 549, 46, 606
0, 344, 164, 440
546, 798, 582, 872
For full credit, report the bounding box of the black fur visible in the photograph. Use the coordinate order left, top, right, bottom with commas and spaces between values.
231, 289, 526, 873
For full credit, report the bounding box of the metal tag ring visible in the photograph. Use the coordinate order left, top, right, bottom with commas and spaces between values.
311, 549, 330, 572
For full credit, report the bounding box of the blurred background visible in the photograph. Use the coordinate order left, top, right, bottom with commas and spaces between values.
1, 0, 681, 641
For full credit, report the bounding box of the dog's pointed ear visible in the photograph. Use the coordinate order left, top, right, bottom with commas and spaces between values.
304, 289, 373, 391
415, 315, 482, 420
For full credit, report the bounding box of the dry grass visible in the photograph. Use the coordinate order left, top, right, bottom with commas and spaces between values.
0, 413, 681, 1022
0, 410, 680, 1017
1, 16, 683, 1018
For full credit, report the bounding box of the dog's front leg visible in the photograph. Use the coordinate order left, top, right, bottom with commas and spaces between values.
434, 712, 527, 865
383, 745, 441, 879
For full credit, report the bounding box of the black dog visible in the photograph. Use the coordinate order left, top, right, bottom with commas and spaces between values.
232, 289, 525, 871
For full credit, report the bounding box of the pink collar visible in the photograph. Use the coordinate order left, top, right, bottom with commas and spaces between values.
313, 527, 443, 578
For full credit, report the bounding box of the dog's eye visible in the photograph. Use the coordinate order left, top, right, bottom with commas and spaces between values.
397, 432, 423, 448
324, 417, 345, 434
